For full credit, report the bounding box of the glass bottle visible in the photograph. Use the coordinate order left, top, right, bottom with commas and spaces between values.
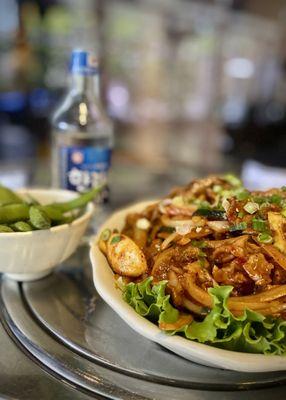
52, 49, 113, 203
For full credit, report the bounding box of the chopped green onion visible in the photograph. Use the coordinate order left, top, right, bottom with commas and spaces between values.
220, 189, 232, 199
213, 185, 222, 194
191, 240, 207, 249
192, 199, 211, 209
253, 194, 283, 206
252, 218, 267, 232
258, 233, 273, 244
243, 202, 259, 215
269, 194, 282, 205
238, 211, 245, 218
223, 174, 242, 187
235, 190, 250, 201
199, 257, 206, 267
172, 196, 184, 207
111, 235, 121, 244
251, 196, 267, 205
199, 249, 206, 257
229, 222, 247, 232
100, 228, 111, 242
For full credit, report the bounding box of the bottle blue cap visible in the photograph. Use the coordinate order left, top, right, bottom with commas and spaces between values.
69, 50, 98, 75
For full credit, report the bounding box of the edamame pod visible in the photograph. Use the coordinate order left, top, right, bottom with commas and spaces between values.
12, 221, 33, 232
24, 194, 40, 205
40, 205, 64, 222
29, 206, 51, 229
0, 186, 23, 206
0, 225, 14, 232
0, 204, 29, 223
0, 184, 98, 230
51, 186, 101, 212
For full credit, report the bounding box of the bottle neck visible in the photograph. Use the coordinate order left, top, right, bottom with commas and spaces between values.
70, 73, 99, 98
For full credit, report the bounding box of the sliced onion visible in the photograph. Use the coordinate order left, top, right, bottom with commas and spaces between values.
182, 298, 206, 315
161, 232, 178, 250
158, 199, 172, 214
229, 285, 286, 303
162, 198, 172, 206
176, 224, 193, 235
168, 269, 179, 287
161, 215, 194, 228
207, 220, 230, 233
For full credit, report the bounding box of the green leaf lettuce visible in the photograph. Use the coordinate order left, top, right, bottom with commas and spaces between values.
123, 278, 286, 355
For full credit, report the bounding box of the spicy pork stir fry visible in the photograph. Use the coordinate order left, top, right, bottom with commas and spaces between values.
99, 175, 286, 354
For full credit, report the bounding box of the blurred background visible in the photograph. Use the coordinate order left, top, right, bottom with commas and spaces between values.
1, 0, 286, 198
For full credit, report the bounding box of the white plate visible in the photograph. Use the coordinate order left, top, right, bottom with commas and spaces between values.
90, 201, 286, 372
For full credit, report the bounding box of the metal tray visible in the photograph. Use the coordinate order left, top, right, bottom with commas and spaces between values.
1, 248, 286, 400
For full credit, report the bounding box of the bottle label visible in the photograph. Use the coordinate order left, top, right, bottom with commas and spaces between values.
60, 146, 112, 198
69, 50, 98, 76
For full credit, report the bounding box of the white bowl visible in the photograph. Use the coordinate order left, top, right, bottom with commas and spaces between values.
0, 188, 94, 281
90, 201, 286, 372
